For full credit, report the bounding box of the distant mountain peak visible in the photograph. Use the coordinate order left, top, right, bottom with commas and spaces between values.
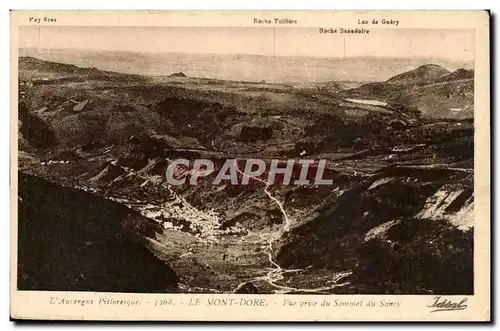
416, 63, 448, 69
169, 72, 187, 77
386, 64, 450, 85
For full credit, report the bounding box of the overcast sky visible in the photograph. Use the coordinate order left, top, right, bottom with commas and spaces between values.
19, 26, 474, 62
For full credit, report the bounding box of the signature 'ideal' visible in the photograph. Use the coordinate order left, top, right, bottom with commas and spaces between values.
427, 296, 468, 312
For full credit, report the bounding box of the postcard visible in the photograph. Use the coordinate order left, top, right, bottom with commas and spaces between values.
10, 10, 490, 321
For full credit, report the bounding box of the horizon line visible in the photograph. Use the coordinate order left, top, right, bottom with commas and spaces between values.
19, 46, 475, 64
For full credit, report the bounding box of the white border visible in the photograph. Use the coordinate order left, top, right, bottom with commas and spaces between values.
3, 1, 497, 329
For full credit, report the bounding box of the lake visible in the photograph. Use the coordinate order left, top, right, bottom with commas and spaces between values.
345, 98, 388, 106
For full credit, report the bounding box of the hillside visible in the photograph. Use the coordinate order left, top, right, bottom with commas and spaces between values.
346, 63, 474, 119
18, 57, 425, 155
19, 56, 101, 75
19, 56, 148, 82
274, 165, 473, 294
397, 79, 474, 118
386, 64, 450, 86
435, 68, 474, 83
18, 172, 179, 292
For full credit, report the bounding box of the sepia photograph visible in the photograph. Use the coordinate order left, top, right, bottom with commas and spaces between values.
10, 10, 490, 321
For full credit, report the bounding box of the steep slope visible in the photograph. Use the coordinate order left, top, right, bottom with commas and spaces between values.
386, 64, 450, 86
435, 69, 474, 83
18, 172, 179, 292
274, 165, 473, 294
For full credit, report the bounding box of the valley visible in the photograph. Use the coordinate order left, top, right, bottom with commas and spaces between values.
17, 55, 474, 294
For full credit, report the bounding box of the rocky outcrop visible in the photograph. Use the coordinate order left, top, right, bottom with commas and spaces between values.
90, 162, 126, 184
73, 99, 90, 112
